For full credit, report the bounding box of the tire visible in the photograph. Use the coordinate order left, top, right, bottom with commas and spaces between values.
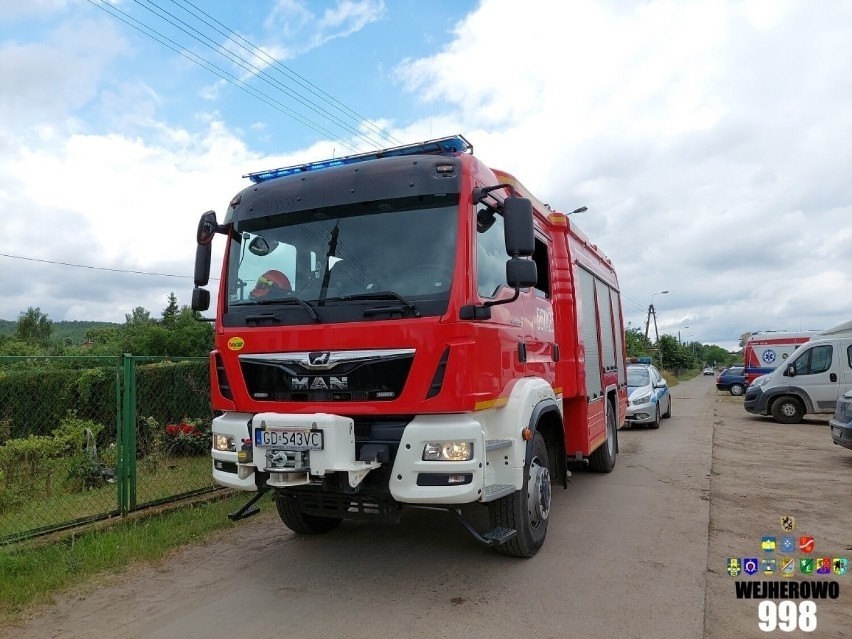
589, 405, 618, 471
771, 396, 805, 424
662, 396, 672, 419
647, 405, 661, 430
729, 383, 745, 396
489, 431, 551, 558
274, 491, 342, 534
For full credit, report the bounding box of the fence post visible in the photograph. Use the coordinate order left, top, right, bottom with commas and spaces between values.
120, 354, 138, 514
115, 358, 124, 515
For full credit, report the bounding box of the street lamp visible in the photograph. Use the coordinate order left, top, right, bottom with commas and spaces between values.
679, 325, 689, 345
651, 290, 669, 305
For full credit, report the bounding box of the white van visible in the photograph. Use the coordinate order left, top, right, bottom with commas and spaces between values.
743, 320, 852, 424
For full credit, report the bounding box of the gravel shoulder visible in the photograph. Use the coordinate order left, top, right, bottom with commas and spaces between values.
704, 389, 852, 638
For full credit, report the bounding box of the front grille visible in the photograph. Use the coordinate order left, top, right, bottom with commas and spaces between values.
241, 351, 414, 402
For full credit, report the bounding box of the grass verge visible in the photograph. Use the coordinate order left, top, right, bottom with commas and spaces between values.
0, 492, 251, 624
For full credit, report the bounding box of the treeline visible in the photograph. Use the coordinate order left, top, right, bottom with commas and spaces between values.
0, 293, 213, 358
624, 326, 738, 371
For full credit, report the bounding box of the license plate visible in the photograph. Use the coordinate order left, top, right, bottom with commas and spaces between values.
255, 428, 324, 450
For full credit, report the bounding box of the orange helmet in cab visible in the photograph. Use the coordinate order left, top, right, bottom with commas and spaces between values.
249, 270, 291, 299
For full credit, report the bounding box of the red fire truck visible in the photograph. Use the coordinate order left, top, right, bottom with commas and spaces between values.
192, 135, 628, 557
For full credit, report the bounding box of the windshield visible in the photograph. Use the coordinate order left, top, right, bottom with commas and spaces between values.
627, 369, 650, 387
225, 194, 458, 320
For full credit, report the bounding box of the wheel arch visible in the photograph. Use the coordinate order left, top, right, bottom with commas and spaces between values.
527, 400, 567, 487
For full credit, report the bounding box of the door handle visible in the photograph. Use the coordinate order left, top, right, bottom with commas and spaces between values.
830, 373, 837, 382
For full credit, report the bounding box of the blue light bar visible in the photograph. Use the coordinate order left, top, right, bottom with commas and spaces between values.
243, 134, 473, 184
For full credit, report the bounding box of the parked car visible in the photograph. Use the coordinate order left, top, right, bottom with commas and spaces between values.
830, 390, 852, 450
625, 361, 672, 429
703, 366, 714, 375
716, 366, 747, 396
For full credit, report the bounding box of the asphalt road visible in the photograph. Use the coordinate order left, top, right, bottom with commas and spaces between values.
4, 375, 849, 638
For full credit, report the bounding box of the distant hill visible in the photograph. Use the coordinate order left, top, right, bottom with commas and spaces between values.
0, 319, 121, 345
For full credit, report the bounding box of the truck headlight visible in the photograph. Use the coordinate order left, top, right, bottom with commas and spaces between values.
422, 441, 474, 461
213, 434, 236, 452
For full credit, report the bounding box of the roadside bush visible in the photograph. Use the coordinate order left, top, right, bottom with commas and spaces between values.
163, 418, 211, 456
0, 414, 111, 498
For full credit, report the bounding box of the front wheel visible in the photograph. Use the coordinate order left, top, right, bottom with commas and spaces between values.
647, 405, 661, 430
489, 432, 551, 558
771, 396, 805, 424
274, 492, 342, 534
729, 383, 745, 396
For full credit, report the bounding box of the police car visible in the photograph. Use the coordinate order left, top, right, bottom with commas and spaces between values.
625, 357, 672, 429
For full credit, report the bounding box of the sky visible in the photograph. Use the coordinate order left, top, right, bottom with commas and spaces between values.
1, 0, 851, 351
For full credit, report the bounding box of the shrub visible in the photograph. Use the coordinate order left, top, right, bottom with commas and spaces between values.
163, 417, 211, 456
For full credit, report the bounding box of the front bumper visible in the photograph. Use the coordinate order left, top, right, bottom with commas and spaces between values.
830, 417, 852, 450
210, 411, 496, 505
743, 387, 766, 415
625, 401, 657, 424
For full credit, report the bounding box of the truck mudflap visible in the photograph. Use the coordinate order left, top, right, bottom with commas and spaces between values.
253, 413, 381, 490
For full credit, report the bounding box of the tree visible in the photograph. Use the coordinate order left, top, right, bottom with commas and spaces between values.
624, 326, 647, 358
161, 292, 179, 327
659, 334, 692, 372
16, 307, 53, 346
125, 307, 153, 327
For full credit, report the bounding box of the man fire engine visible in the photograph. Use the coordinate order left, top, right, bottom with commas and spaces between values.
192, 135, 627, 557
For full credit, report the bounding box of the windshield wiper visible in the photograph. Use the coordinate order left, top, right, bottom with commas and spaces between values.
246, 296, 320, 323
332, 291, 421, 318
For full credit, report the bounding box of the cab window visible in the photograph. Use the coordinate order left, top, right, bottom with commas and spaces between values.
791, 345, 833, 375
476, 203, 506, 299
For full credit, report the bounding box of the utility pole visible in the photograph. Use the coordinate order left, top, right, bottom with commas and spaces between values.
645, 290, 668, 369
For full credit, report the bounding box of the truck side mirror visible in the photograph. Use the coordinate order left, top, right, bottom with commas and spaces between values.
786, 364, 796, 377
194, 243, 211, 287
191, 287, 210, 312
506, 257, 537, 288
503, 197, 534, 257
197, 210, 218, 245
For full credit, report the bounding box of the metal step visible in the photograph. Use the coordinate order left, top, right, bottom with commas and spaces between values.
481, 527, 517, 546
485, 438, 513, 452
483, 483, 515, 502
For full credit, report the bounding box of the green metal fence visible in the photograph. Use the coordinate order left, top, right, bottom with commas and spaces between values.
0, 355, 219, 544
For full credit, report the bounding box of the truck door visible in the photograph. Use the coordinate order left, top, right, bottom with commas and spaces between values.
839, 340, 852, 401
524, 234, 556, 382
786, 343, 837, 413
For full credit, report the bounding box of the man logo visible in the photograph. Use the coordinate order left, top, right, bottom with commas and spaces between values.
308, 351, 331, 366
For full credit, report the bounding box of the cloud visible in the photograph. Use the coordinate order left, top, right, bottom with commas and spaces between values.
263, 0, 385, 53
0, 18, 128, 128
393, 0, 852, 348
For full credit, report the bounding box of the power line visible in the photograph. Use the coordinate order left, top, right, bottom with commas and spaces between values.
171, 0, 402, 147
87, 0, 402, 152
85, 0, 360, 152
0, 252, 218, 280
131, 0, 380, 151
